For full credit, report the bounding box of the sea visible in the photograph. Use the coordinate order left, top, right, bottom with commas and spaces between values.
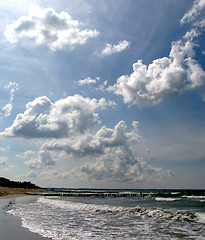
6, 189, 205, 239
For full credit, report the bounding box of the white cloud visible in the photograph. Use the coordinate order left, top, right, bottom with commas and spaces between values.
18, 150, 41, 169
108, 26, 205, 106
180, 0, 205, 24
43, 120, 141, 156
0, 146, 10, 152
25, 158, 42, 169
4, 4, 99, 51
43, 121, 172, 183
78, 77, 100, 85
39, 151, 55, 166
16, 150, 36, 159
40, 169, 70, 182
186, 58, 205, 89
28, 171, 37, 178
1, 82, 19, 118
194, 18, 205, 27
0, 157, 7, 167
75, 146, 171, 183
97, 80, 108, 92
101, 40, 130, 56
0, 94, 114, 138
107, 1, 205, 107
2, 103, 13, 117
1, 95, 171, 183
78, 77, 109, 92
24, 150, 55, 169
4, 81, 19, 91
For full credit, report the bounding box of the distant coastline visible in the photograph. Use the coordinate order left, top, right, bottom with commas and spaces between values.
0, 177, 44, 198
0, 177, 40, 189
1, 176, 205, 199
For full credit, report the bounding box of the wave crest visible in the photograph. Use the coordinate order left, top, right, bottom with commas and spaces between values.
38, 197, 198, 222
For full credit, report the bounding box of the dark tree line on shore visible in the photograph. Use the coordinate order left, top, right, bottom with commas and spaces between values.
0, 177, 40, 189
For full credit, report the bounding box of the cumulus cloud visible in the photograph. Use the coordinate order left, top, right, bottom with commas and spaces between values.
43, 121, 171, 183
98, 80, 108, 91
28, 171, 37, 178
4, 4, 99, 51
40, 169, 71, 182
17, 150, 41, 169
101, 40, 130, 56
108, 24, 205, 106
25, 158, 42, 169
1, 82, 19, 118
0, 94, 113, 138
74, 146, 171, 183
16, 150, 35, 159
78, 77, 108, 92
23, 150, 55, 169
0, 157, 7, 167
43, 120, 141, 156
78, 77, 100, 85
39, 151, 55, 166
3, 97, 171, 183
0, 146, 10, 152
180, 0, 205, 24
186, 58, 205, 89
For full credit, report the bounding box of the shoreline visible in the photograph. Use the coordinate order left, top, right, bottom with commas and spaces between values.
0, 193, 29, 199
0, 186, 48, 199
0, 192, 51, 240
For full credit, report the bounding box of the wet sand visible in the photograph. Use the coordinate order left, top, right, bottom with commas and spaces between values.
0, 188, 51, 240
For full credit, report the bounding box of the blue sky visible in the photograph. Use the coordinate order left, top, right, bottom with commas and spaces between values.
0, 0, 205, 188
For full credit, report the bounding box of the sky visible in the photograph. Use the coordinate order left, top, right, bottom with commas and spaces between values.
0, 0, 205, 189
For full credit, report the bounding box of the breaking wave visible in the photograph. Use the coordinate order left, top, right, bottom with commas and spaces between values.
38, 197, 198, 223
7, 195, 205, 240
155, 197, 182, 202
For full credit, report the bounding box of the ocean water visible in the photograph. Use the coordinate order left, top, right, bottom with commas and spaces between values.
7, 190, 205, 239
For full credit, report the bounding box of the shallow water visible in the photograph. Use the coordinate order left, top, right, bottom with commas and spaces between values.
7, 190, 205, 239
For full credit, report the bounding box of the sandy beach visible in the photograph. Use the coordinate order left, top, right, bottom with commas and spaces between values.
0, 187, 51, 240
0, 186, 47, 198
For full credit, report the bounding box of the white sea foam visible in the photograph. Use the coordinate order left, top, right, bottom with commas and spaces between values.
182, 196, 205, 199
38, 197, 126, 213
196, 212, 205, 224
37, 197, 197, 222
155, 197, 181, 202
7, 196, 205, 240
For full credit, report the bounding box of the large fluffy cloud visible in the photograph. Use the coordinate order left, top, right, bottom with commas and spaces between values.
42, 121, 171, 183
17, 150, 55, 169
0, 95, 113, 138
1, 95, 171, 183
42, 120, 140, 156
108, 7, 205, 107
4, 4, 99, 51
72, 146, 171, 183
